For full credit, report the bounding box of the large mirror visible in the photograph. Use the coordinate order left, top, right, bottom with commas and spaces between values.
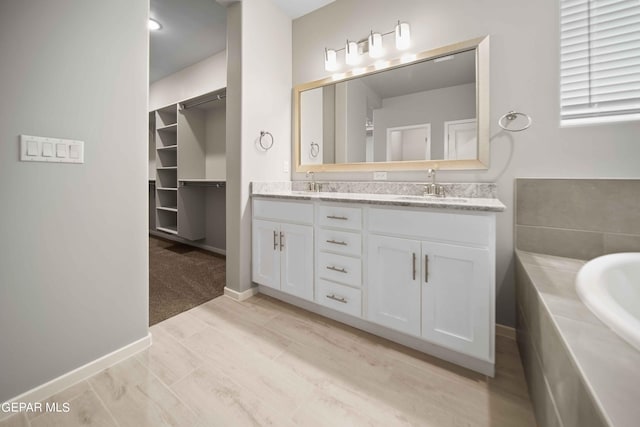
294, 36, 489, 172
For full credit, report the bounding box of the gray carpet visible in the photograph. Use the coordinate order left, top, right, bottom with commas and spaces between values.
149, 236, 226, 325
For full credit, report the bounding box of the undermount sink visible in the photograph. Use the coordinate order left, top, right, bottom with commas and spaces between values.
395, 195, 468, 203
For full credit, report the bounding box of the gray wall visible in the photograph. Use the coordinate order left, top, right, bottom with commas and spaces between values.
292, 0, 640, 326
226, 0, 292, 293
0, 0, 149, 401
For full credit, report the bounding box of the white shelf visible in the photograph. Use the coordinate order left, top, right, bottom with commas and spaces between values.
179, 179, 226, 183
157, 206, 178, 213
157, 123, 177, 132
157, 145, 177, 151
157, 225, 178, 235
157, 187, 177, 191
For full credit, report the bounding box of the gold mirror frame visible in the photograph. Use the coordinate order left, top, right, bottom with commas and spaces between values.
294, 36, 490, 172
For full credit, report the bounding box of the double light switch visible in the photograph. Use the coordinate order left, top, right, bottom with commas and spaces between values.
20, 135, 84, 164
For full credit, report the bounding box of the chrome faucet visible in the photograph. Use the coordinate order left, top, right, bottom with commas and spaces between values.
424, 168, 445, 197
306, 171, 318, 192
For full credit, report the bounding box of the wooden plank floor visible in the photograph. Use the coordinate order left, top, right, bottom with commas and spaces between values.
2, 295, 536, 426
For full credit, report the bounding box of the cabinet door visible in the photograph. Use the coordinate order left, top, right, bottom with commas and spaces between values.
421, 241, 491, 359
252, 220, 280, 289
280, 223, 314, 301
367, 235, 421, 336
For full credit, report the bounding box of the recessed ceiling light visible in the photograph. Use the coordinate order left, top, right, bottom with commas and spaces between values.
148, 18, 162, 31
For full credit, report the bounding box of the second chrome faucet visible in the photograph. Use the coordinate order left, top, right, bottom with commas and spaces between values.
424, 168, 445, 197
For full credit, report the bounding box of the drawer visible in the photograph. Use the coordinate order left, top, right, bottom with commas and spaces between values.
315, 279, 362, 318
317, 228, 362, 257
253, 198, 313, 225
318, 252, 361, 287
318, 204, 362, 231
368, 207, 493, 246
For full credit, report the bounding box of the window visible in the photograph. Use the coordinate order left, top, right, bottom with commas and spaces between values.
560, 0, 640, 124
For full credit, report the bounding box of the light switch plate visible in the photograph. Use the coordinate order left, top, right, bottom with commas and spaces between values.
20, 135, 84, 164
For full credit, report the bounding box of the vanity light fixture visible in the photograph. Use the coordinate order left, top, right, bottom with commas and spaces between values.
395, 21, 411, 50
345, 40, 360, 65
368, 31, 384, 58
324, 48, 338, 71
148, 18, 162, 31
322, 20, 411, 72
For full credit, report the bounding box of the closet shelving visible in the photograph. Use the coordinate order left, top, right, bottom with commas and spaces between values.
150, 88, 227, 242
155, 104, 178, 235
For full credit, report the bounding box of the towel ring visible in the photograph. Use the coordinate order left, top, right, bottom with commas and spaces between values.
309, 141, 319, 158
498, 111, 532, 132
259, 131, 274, 150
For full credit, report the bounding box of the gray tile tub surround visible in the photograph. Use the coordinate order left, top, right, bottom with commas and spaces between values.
516, 250, 640, 427
515, 179, 640, 260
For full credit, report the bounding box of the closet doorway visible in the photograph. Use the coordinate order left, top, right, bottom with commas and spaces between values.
148, 0, 228, 325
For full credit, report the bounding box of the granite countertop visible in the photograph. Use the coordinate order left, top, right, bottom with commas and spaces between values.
517, 250, 640, 427
251, 182, 506, 212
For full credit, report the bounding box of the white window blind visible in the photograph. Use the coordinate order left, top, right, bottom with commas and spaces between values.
560, 0, 640, 122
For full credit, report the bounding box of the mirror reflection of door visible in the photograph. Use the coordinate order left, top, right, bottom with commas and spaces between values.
444, 119, 477, 160
300, 89, 324, 164
386, 124, 431, 161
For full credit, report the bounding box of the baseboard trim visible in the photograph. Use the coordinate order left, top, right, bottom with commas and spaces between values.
224, 286, 259, 301
149, 231, 226, 256
1, 333, 152, 419
496, 324, 516, 340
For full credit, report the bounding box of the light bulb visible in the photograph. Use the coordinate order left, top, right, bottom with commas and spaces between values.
324, 48, 338, 72
395, 21, 411, 50
368, 31, 384, 58
345, 40, 360, 65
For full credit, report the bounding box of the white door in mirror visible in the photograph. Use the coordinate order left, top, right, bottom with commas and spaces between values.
20, 134, 84, 164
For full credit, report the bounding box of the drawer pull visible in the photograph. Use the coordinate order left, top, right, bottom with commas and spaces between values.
425, 255, 429, 283
412, 253, 416, 281
326, 239, 347, 246
273, 230, 278, 250
326, 294, 347, 304
326, 266, 347, 274
327, 215, 348, 220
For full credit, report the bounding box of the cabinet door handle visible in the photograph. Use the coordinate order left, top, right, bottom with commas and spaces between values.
326, 265, 347, 274
327, 215, 348, 220
279, 232, 284, 251
412, 253, 416, 281
326, 294, 347, 304
273, 230, 278, 250
326, 239, 347, 246
425, 255, 429, 283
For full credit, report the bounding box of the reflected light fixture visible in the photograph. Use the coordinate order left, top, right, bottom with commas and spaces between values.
324, 48, 338, 71
395, 21, 411, 50
368, 31, 384, 58
345, 40, 360, 65
148, 18, 162, 31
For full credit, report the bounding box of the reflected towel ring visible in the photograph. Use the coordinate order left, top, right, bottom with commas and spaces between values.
259, 131, 274, 150
309, 141, 319, 158
498, 111, 532, 132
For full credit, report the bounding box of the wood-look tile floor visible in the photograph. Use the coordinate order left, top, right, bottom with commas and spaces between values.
1, 295, 536, 427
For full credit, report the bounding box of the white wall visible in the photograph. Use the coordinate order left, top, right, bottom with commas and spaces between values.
292, 0, 640, 326
225, 0, 292, 293
205, 105, 227, 180
149, 51, 227, 111
375, 83, 476, 160
0, 0, 149, 401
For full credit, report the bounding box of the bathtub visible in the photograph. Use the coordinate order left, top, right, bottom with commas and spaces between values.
576, 252, 640, 352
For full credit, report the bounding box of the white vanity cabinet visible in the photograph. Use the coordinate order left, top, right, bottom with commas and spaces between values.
251, 195, 498, 375
368, 206, 495, 361
252, 199, 314, 301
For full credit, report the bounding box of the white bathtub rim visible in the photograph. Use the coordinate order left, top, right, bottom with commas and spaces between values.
576, 252, 640, 353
